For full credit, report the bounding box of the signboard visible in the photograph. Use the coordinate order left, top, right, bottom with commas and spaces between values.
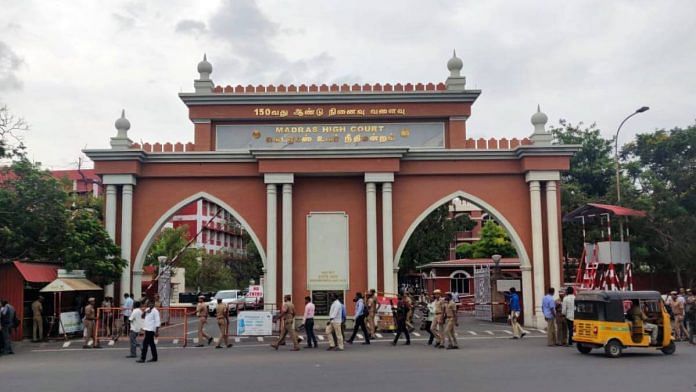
496, 279, 521, 293
59, 311, 83, 334
247, 285, 263, 298
474, 266, 492, 321
237, 311, 273, 336
307, 212, 349, 290
311, 290, 344, 316
216, 122, 445, 150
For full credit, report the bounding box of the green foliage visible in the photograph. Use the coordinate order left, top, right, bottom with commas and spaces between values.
399, 204, 475, 273
197, 254, 236, 292
455, 220, 517, 259
0, 158, 124, 284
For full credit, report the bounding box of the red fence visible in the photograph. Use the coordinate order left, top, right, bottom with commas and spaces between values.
95, 307, 189, 347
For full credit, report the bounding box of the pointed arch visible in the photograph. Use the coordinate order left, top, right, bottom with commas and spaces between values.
393, 190, 530, 270
132, 191, 266, 273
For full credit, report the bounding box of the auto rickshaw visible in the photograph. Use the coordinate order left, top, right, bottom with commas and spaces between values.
573, 290, 676, 358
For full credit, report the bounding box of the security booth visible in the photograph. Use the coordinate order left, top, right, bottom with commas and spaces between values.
0, 261, 59, 341
40, 269, 103, 339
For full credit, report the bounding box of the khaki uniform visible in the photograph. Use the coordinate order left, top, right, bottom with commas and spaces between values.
215, 303, 230, 347
366, 296, 376, 337
196, 302, 211, 344
274, 300, 299, 349
405, 296, 414, 330
83, 304, 97, 347
432, 298, 444, 346
444, 301, 458, 348
32, 300, 43, 341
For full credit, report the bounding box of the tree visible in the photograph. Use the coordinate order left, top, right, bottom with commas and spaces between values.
399, 204, 475, 274
0, 104, 28, 159
622, 124, 696, 287
455, 220, 517, 259
146, 226, 202, 290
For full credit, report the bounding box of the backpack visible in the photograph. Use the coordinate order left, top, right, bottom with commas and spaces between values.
12, 312, 20, 329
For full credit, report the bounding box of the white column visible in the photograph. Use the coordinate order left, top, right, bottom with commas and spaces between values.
265, 184, 277, 309
529, 180, 546, 327
104, 185, 117, 297
131, 270, 142, 300
365, 182, 378, 292
521, 265, 534, 327
282, 183, 293, 297
546, 181, 561, 292
382, 182, 395, 295
120, 184, 133, 296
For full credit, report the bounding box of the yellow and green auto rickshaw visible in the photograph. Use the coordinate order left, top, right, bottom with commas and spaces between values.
573, 290, 675, 358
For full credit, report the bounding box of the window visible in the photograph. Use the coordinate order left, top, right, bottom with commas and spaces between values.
450, 272, 470, 294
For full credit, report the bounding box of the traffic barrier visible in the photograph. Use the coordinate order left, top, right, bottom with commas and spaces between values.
95, 307, 189, 347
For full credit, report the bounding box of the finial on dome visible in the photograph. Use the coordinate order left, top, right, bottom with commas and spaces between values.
447, 49, 463, 77
529, 104, 553, 145
197, 53, 213, 80
111, 109, 133, 150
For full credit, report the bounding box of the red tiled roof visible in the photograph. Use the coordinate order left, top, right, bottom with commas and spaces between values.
13, 261, 59, 283
51, 169, 98, 182
564, 203, 647, 221
211, 82, 447, 94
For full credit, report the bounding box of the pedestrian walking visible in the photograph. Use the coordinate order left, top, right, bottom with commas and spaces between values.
137, 300, 160, 363
195, 295, 213, 347
508, 287, 527, 339
325, 294, 344, 351
542, 288, 557, 347
405, 293, 415, 331
443, 293, 459, 349
366, 289, 377, 338
667, 291, 687, 340
686, 288, 696, 345
215, 299, 232, 348
391, 295, 411, 346
0, 300, 16, 355
555, 292, 566, 346
83, 297, 101, 349
425, 296, 435, 345
271, 295, 300, 351
562, 287, 575, 346
102, 296, 114, 338
302, 296, 318, 348
31, 296, 44, 342
431, 289, 445, 348
347, 292, 370, 345
126, 301, 144, 358
122, 293, 133, 336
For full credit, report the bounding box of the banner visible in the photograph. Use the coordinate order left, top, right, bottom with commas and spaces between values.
307, 212, 349, 290
59, 311, 83, 334
237, 311, 273, 336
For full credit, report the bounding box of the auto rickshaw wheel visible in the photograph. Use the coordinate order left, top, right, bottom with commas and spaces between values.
660, 341, 676, 355
576, 343, 592, 354
604, 340, 623, 358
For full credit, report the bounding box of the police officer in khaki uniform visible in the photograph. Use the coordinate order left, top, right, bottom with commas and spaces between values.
32, 296, 44, 342
271, 295, 300, 351
431, 289, 445, 348
366, 290, 377, 338
195, 295, 213, 347
215, 299, 232, 348
443, 293, 459, 349
82, 298, 101, 349
405, 293, 415, 331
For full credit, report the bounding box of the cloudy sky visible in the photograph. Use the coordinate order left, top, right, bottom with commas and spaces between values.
1, 0, 695, 169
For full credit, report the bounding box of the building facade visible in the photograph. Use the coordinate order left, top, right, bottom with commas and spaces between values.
85, 53, 576, 327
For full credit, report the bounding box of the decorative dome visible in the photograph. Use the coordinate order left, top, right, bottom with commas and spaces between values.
197, 54, 212, 75
447, 49, 463, 76
531, 104, 548, 126
114, 109, 130, 133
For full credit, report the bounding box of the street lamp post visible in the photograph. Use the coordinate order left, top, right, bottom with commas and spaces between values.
614, 106, 649, 241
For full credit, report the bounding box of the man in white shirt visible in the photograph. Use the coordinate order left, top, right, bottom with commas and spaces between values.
122, 293, 134, 336
136, 300, 160, 363
326, 294, 344, 351
127, 301, 144, 358
561, 287, 576, 346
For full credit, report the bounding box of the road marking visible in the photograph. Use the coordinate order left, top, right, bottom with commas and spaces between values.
235, 337, 241, 343
87, 339, 93, 346
193, 338, 199, 344
485, 331, 494, 335
62, 342, 71, 348
256, 337, 264, 342
172, 339, 179, 345
318, 335, 325, 341
375, 333, 383, 338
536, 329, 546, 334
502, 330, 513, 335
468, 331, 478, 335
108, 340, 115, 346
412, 332, 421, 337
213, 338, 219, 344
357, 334, 364, 339
154, 339, 159, 344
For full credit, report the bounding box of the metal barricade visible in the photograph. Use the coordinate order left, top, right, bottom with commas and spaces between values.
96, 307, 189, 347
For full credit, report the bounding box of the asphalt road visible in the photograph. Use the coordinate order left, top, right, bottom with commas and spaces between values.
2, 324, 694, 392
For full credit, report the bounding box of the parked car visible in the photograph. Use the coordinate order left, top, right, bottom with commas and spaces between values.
208, 290, 246, 315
